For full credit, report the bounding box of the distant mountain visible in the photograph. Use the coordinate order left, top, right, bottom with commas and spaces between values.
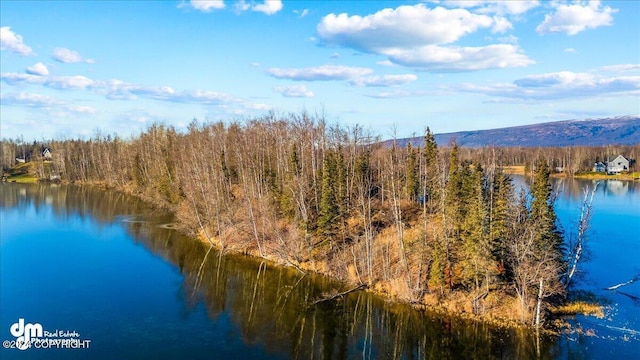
388, 116, 640, 148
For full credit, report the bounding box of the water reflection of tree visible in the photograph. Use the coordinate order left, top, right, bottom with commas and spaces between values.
162, 239, 555, 359
0, 184, 557, 359
0, 183, 152, 226
90, 185, 557, 359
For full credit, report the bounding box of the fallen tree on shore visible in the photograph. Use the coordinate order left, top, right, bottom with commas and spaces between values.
311, 284, 368, 305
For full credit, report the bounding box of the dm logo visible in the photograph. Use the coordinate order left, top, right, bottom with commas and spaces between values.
10, 318, 43, 350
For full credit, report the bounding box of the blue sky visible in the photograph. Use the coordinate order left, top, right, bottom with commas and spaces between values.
1, 0, 638, 141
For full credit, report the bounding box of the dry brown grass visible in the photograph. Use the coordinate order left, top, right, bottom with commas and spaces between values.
501, 165, 526, 175
550, 301, 605, 318
134, 178, 568, 330
299, 259, 329, 274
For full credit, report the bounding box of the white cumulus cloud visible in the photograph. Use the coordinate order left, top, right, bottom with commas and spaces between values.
442, 1, 540, 16
536, 1, 617, 35
1, 72, 96, 90
26, 62, 49, 76
251, 0, 282, 15
366, 89, 435, 99
350, 74, 417, 87
385, 44, 534, 72
1, 72, 46, 85
181, 0, 225, 12
175, 89, 237, 104
274, 85, 314, 97
52, 47, 94, 64
318, 5, 494, 50
46, 75, 95, 89
1, 69, 261, 116
513, 71, 594, 88
182, 0, 281, 15
267, 65, 373, 81
316, 4, 533, 72
599, 64, 640, 73
0, 26, 34, 56
491, 16, 513, 33
99, 81, 237, 105
457, 71, 640, 100
377, 60, 395, 67
67, 105, 97, 114
0, 92, 64, 107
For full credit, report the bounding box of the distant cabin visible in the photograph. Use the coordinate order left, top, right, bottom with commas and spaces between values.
43, 148, 52, 160
593, 162, 606, 172
607, 155, 630, 174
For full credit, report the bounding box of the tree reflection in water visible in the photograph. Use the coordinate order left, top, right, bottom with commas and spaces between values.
1, 183, 556, 359
151, 224, 554, 359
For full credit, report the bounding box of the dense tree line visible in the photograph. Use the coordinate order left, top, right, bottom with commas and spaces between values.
454, 144, 639, 175
0, 113, 615, 326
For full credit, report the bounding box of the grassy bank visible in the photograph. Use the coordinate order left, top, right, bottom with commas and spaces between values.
549, 301, 605, 318
573, 171, 640, 181
3, 162, 38, 183
500, 165, 526, 175
501, 166, 640, 181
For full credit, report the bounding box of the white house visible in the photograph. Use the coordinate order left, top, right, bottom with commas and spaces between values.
606, 155, 630, 174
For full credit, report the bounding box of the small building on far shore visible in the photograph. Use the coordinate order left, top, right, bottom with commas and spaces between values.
593, 162, 606, 172
43, 148, 52, 160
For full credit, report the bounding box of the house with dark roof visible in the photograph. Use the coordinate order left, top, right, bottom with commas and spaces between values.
43, 148, 52, 160
593, 162, 606, 172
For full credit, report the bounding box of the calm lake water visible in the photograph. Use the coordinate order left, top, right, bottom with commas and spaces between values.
0, 181, 638, 359
547, 177, 640, 358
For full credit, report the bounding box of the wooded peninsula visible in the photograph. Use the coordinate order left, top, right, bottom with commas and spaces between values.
2, 113, 639, 328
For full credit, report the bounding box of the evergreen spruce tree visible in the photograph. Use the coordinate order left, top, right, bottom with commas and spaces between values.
318, 151, 339, 239
423, 127, 438, 208
279, 144, 301, 219
530, 159, 564, 262
489, 170, 512, 277
429, 236, 447, 290
406, 143, 419, 201
355, 150, 371, 189
445, 142, 462, 232
442, 141, 461, 288
289, 143, 300, 176
461, 164, 490, 290
336, 147, 347, 217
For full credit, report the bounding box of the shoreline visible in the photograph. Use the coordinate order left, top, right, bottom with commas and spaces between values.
0, 181, 541, 331
3, 175, 604, 332
189, 230, 540, 332
174, 222, 605, 336
501, 166, 640, 181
